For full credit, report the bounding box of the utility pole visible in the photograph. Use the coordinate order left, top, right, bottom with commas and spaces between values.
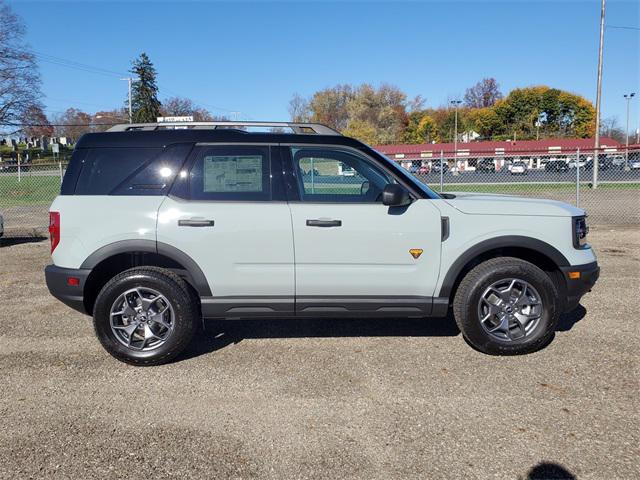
121, 77, 133, 123
624, 92, 635, 169
451, 100, 462, 173
593, 0, 606, 189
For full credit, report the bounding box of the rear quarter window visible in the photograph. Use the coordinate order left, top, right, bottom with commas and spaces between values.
74, 147, 162, 195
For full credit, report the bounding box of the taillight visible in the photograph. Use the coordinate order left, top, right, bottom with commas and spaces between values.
49, 212, 60, 253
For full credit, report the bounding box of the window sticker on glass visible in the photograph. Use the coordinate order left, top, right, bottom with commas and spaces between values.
203, 155, 263, 192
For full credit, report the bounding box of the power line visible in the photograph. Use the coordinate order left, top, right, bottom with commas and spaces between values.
29, 49, 241, 115
606, 25, 640, 30
1, 122, 117, 127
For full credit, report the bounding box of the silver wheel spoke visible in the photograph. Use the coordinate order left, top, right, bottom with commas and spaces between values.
488, 315, 510, 335
110, 287, 175, 352
113, 322, 139, 338
478, 278, 543, 342
150, 312, 171, 329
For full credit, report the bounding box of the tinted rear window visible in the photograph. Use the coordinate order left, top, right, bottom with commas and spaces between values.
74, 148, 162, 195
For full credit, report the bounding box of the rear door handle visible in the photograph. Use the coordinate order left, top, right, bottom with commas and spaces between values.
306, 219, 342, 227
178, 219, 215, 227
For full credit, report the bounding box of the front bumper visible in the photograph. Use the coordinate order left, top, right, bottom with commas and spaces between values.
559, 261, 600, 311
45, 264, 91, 315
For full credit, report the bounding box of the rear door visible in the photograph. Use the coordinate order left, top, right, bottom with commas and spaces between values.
282, 145, 443, 316
157, 144, 295, 317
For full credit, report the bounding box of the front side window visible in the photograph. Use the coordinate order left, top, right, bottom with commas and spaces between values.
189, 146, 271, 200
291, 147, 393, 203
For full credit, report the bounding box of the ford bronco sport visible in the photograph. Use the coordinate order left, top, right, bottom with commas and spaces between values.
45, 121, 599, 365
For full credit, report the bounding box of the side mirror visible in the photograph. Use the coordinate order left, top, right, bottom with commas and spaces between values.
381, 184, 411, 207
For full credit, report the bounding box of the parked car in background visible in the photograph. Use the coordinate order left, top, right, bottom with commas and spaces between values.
510, 161, 528, 175
567, 158, 587, 169
476, 158, 496, 173
608, 155, 626, 169
417, 165, 430, 175
545, 160, 569, 172
630, 158, 640, 169
431, 162, 449, 174
0, 158, 31, 173
583, 157, 612, 171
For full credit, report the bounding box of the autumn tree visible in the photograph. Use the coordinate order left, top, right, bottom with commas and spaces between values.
307, 84, 354, 131
23, 105, 53, 137
92, 109, 129, 132
402, 110, 438, 144
130, 53, 161, 123
464, 78, 503, 108
293, 83, 415, 144
288, 93, 310, 122
493, 86, 595, 140
51, 108, 93, 140
160, 96, 220, 121
0, 0, 43, 133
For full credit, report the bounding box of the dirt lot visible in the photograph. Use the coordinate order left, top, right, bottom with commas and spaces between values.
0, 228, 638, 479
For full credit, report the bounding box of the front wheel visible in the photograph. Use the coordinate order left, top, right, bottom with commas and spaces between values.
93, 267, 199, 366
453, 257, 559, 355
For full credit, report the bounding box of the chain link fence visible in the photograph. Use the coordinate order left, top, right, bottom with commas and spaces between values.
400, 146, 640, 226
0, 147, 639, 238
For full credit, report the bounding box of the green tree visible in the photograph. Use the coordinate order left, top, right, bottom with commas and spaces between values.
130, 53, 161, 123
402, 110, 438, 144
493, 86, 595, 140
466, 107, 504, 139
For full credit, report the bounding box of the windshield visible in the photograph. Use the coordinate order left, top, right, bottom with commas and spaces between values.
370, 149, 441, 199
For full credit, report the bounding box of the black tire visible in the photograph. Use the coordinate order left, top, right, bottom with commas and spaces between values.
453, 257, 559, 355
93, 267, 199, 366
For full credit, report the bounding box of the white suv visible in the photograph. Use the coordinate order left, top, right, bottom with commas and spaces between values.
45, 122, 599, 365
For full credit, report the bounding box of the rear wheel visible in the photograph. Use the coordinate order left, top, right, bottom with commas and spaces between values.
453, 257, 559, 355
93, 267, 199, 366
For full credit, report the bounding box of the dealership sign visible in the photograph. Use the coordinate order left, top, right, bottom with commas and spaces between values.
156, 116, 194, 123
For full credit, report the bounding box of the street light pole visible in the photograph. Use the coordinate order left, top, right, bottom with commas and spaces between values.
624, 92, 636, 169
121, 77, 132, 123
451, 100, 462, 173
593, 0, 606, 189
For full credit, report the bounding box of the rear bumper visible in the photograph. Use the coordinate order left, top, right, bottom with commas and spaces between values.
45, 264, 91, 315
560, 261, 600, 311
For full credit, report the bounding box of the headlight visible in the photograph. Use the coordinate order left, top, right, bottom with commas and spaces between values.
572, 216, 589, 248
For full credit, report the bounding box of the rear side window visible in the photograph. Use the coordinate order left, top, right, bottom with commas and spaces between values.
188, 145, 271, 201
60, 148, 88, 195
112, 144, 193, 196
74, 148, 162, 195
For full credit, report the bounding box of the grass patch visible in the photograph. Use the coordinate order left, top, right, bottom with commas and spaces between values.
0, 175, 61, 206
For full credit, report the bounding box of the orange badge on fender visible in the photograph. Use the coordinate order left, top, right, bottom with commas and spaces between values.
409, 249, 423, 259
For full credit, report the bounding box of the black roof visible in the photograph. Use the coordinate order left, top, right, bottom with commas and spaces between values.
76, 129, 366, 150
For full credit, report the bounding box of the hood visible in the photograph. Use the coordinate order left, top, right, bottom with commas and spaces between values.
443, 192, 584, 217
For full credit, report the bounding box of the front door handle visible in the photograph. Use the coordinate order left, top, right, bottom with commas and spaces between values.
178, 219, 215, 227
306, 219, 342, 227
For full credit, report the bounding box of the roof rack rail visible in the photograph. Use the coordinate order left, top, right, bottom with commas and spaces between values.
106, 121, 341, 135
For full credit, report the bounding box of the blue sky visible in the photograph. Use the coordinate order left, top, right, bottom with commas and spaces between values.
9, 0, 640, 131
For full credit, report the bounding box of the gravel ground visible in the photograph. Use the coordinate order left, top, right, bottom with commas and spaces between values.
0, 227, 638, 479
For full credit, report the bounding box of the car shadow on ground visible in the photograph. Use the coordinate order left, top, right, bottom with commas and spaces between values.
521, 461, 576, 479
179, 314, 460, 362
0, 235, 47, 247
556, 305, 587, 332
178, 305, 587, 362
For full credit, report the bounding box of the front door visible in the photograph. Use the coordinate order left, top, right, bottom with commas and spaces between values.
284, 145, 443, 316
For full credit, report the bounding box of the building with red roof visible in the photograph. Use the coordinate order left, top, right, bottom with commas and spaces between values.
375, 137, 622, 171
